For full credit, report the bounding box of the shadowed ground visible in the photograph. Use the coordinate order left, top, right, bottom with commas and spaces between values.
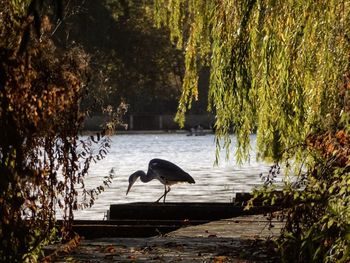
46, 215, 283, 262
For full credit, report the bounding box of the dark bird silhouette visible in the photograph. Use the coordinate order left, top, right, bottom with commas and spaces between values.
126, 158, 195, 202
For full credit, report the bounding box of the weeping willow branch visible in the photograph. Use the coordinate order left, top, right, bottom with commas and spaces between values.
154, 0, 350, 163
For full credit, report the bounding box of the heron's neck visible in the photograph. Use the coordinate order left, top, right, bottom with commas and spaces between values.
140, 170, 154, 183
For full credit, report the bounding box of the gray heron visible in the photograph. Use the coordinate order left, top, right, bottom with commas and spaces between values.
126, 158, 195, 202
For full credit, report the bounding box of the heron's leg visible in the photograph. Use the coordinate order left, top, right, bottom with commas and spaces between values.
155, 193, 165, 203
155, 185, 167, 203
163, 186, 171, 203
155, 185, 171, 203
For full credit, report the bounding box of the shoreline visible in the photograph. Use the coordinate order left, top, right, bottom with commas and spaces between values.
80, 129, 215, 136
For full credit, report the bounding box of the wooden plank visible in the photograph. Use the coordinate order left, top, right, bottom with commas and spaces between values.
72, 224, 180, 238
66, 201, 281, 238
109, 202, 277, 221
69, 219, 213, 238
71, 219, 210, 225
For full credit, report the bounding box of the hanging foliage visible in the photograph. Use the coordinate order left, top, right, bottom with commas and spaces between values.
0, 1, 121, 261
153, 0, 350, 262
154, 0, 350, 162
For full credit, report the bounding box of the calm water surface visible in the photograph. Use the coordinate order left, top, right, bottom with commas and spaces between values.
70, 134, 280, 219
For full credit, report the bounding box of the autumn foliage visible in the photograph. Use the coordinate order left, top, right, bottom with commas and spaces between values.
0, 2, 115, 262
307, 130, 350, 167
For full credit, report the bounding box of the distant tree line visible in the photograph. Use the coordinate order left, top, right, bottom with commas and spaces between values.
53, 0, 209, 116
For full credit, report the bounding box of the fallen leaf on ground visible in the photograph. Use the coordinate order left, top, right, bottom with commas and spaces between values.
214, 255, 228, 263
103, 245, 116, 253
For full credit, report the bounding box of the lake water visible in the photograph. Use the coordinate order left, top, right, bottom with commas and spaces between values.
69, 133, 279, 220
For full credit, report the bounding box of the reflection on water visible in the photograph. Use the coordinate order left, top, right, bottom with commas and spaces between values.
69, 134, 280, 220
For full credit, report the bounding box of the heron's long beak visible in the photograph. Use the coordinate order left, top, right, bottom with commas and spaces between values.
126, 171, 141, 195
126, 183, 133, 195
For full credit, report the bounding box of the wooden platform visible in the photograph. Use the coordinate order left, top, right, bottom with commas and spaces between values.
109, 202, 269, 221
71, 202, 280, 239
47, 215, 283, 262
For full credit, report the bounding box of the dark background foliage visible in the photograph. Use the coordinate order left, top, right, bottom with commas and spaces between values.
53, 0, 209, 115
